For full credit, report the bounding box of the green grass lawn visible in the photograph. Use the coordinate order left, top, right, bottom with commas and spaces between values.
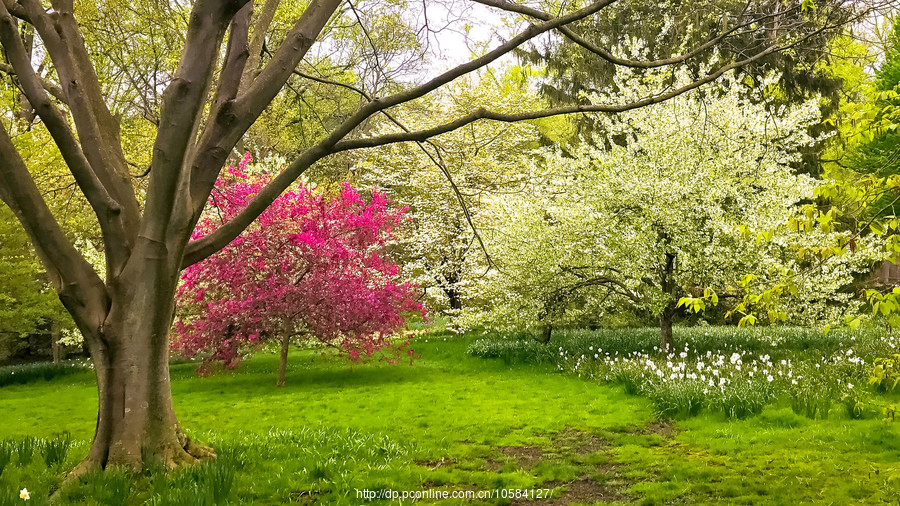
1, 331, 900, 504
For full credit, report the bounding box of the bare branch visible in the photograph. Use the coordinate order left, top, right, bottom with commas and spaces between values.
294, 69, 495, 268
472, 0, 757, 69
331, 43, 782, 152
0, 62, 66, 102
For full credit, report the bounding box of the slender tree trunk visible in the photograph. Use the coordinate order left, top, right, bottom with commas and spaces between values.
659, 304, 675, 351
659, 251, 677, 351
277, 333, 290, 388
51, 319, 59, 365
73, 255, 212, 474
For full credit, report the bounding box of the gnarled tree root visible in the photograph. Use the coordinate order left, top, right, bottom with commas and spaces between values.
62, 427, 217, 488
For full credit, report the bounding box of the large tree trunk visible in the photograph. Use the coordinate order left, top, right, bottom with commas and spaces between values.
277, 333, 290, 388
74, 257, 212, 473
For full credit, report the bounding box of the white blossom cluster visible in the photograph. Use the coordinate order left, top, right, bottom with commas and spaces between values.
460, 71, 874, 331
355, 72, 546, 314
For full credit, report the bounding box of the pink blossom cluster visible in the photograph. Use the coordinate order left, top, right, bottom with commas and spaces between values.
174, 153, 425, 370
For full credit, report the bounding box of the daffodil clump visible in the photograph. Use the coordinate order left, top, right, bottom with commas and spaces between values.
469, 326, 897, 420
559, 343, 872, 419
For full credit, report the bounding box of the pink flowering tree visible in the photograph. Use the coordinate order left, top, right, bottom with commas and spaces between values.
174, 154, 425, 386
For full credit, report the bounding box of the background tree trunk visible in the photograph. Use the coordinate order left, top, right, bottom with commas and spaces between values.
659, 251, 677, 350
446, 287, 462, 312
277, 333, 290, 387
659, 304, 675, 351
536, 324, 552, 344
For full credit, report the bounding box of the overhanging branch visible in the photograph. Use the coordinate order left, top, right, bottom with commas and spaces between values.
182, 0, 620, 266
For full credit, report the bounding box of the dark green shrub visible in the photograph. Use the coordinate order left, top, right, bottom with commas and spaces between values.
0, 360, 90, 387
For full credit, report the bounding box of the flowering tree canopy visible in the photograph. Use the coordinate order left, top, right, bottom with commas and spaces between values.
356, 71, 549, 314
173, 155, 425, 380
460, 73, 876, 347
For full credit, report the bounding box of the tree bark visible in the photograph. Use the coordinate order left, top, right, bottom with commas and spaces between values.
277, 333, 290, 388
659, 304, 675, 351
659, 251, 677, 351
73, 255, 212, 473
536, 324, 552, 344
446, 287, 462, 312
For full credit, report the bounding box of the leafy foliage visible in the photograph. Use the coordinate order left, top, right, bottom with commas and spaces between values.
870, 353, 900, 391
0, 205, 72, 362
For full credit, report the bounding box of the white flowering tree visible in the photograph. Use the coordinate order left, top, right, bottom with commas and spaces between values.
356, 71, 550, 314
461, 73, 874, 348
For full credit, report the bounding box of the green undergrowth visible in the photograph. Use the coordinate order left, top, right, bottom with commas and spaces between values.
467, 326, 897, 365
0, 360, 93, 387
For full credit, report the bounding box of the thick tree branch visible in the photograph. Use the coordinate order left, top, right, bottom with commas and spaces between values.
18, 0, 141, 236
0, 1, 131, 273
215, 3, 253, 109
240, 0, 280, 91
142, 0, 248, 243
237, 0, 343, 117
184, 0, 343, 219
0, 120, 108, 333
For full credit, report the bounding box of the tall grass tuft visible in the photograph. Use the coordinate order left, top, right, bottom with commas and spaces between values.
647, 380, 707, 419
0, 440, 11, 478
14, 435, 35, 465
40, 431, 72, 468
710, 381, 773, 419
